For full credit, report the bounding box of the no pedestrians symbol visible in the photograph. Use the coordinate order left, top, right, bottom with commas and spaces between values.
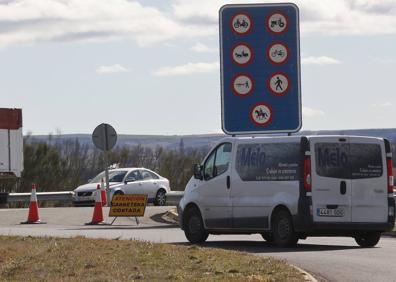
268, 73, 290, 96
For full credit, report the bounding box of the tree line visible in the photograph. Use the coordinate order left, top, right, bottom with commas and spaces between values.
3, 136, 396, 193
1, 136, 209, 193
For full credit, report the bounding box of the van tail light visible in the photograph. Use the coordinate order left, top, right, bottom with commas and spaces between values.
304, 156, 311, 191
387, 158, 394, 193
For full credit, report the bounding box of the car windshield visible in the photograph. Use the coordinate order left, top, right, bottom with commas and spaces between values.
89, 170, 128, 183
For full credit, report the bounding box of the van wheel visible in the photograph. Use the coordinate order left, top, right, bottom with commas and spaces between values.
354, 232, 381, 247
184, 208, 208, 244
261, 233, 274, 243
154, 189, 166, 206
272, 210, 298, 247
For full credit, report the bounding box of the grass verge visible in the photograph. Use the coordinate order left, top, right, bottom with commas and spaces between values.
0, 236, 303, 281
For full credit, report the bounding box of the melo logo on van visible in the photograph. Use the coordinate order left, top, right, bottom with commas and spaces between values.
317, 147, 348, 168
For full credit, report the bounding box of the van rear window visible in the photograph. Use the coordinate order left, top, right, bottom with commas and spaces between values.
350, 144, 382, 179
314, 143, 383, 179
236, 143, 300, 181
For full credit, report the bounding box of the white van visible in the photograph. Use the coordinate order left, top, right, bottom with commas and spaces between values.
178, 136, 395, 247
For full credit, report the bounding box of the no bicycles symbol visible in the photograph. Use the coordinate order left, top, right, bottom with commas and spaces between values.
231, 13, 252, 34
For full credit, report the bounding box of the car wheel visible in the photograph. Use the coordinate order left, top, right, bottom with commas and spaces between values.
354, 232, 381, 247
112, 190, 124, 201
272, 209, 298, 247
154, 189, 166, 206
261, 232, 274, 243
184, 207, 209, 244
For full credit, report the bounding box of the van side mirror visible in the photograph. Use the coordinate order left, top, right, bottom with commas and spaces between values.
193, 164, 203, 180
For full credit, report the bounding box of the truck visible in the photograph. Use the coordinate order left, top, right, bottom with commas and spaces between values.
0, 108, 23, 178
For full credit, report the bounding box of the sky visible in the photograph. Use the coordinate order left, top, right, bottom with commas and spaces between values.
1, 0, 396, 135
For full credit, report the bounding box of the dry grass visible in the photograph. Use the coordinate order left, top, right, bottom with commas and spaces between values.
0, 236, 303, 281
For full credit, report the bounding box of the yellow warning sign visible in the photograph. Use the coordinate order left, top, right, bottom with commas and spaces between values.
109, 194, 148, 217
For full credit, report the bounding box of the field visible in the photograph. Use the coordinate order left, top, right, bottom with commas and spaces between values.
0, 236, 303, 281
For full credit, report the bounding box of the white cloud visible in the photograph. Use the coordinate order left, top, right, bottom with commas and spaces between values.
0, 0, 214, 47
1, 0, 396, 48
152, 61, 219, 76
171, 0, 396, 36
372, 102, 393, 108
302, 106, 325, 118
190, 42, 217, 53
302, 56, 342, 65
96, 64, 129, 74
375, 57, 396, 64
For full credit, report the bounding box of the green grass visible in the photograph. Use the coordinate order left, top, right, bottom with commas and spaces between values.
0, 236, 304, 281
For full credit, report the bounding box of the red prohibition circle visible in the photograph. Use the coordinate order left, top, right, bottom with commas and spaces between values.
266, 41, 289, 65
231, 42, 254, 66
231, 73, 254, 97
265, 11, 289, 35
230, 12, 253, 35
267, 72, 291, 96
250, 102, 273, 127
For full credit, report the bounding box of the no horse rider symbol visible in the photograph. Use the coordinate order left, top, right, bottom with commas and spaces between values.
268, 73, 290, 96
251, 103, 272, 126
231, 13, 252, 34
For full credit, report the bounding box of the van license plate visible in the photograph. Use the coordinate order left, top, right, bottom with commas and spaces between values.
317, 208, 344, 217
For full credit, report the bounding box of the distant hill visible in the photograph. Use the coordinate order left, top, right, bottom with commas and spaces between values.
28, 128, 396, 149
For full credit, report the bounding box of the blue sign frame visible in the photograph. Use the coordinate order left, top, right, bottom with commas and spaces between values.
220, 3, 301, 135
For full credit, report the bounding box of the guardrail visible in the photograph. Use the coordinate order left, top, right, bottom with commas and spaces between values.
7, 191, 74, 203
4, 191, 184, 206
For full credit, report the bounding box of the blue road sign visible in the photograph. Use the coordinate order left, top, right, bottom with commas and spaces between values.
220, 3, 301, 135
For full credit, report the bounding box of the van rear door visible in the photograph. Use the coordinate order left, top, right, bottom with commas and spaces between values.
349, 137, 387, 222
311, 137, 351, 223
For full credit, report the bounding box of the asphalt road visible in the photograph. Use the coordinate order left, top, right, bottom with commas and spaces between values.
1, 207, 395, 282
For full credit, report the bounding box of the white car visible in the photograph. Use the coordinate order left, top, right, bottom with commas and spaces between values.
73, 168, 171, 206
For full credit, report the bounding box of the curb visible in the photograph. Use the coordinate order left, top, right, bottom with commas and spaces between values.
292, 265, 319, 282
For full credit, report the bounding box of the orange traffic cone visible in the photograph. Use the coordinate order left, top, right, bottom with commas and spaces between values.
21, 184, 46, 224
100, 179, 107, 207
85, 185, 104, 225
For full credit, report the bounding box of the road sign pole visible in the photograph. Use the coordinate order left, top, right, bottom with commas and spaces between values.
103, 124, 111, 206
104, 151, 111, 207
92, 123, 118, 207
